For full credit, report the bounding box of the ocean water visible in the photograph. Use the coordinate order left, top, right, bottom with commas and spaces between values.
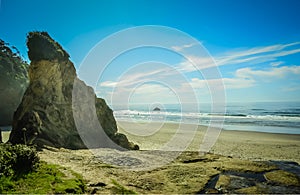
112, 102, 300, 134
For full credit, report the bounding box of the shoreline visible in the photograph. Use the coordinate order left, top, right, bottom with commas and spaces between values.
116, 119, 300, 135
115, 118, 300, 135
117, 120, 300, 163
2, 121, 300, 163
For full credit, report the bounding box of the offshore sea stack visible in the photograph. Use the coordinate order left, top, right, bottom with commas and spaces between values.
9, 32, 138, 150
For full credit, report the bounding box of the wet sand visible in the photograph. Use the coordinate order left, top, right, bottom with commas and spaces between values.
117, 121, 300, 163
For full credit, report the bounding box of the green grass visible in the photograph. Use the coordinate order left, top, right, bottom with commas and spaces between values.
111, 179, 137, 194
0, 162, 86, 194
264, 170, 300, 186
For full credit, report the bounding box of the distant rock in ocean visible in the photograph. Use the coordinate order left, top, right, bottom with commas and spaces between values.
153, 107, 161, 111
0, 39, 29, 126
9, 32, 138, 150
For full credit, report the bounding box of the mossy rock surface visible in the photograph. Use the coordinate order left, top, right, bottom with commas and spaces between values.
265, 170, 300, 186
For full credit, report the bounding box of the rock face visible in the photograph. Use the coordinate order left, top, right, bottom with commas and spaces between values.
153, 107, 160, 111
0, 39, 29, 126
9, 32, 138, 150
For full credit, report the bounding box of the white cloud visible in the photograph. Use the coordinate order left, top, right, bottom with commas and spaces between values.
217, 42, 300, 66
236, 66, 300, 79
222, 78, 255, 89
189, 77, 255, 90
98, 65, 300, 104
97, 41, 300, 103
99, 67, 171, 89
133, 84, 173, 95
270, 61, 284, 67
171, 42, 198, 52
177, 56, 215, 72
178, 42, 300, 72
99, 81, 118, 87
219, 42, 299, 59
188, 65, 300, 91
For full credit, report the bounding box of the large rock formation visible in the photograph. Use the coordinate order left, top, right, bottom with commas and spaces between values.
0, 39, 29, 126
9, 32, 138, 150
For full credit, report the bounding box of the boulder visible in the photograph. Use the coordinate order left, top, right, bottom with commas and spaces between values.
9, 32, 138, 150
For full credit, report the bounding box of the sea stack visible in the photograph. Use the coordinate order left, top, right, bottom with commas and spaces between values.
9, 32, 138, 150
153, 107, 161, 111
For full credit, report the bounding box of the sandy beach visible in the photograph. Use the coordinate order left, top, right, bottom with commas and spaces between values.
3, 122, 299, 193
2, 121, 300, 164
36, 121, 300, 194
117, 121, 300, 163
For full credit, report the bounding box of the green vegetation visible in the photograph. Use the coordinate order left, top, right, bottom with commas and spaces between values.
265, 170, 300, 186
0, 162, 86, 194
0, 144, 86, 194
27, 31, 69, 61
0, 39, 29, 126
0, 144, 39, 177
111, 179, 137, 194
0, 39, 28, 83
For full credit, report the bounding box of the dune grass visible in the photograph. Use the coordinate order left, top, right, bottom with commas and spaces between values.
0, 143, 86, 194
0, 162, 86, 194
111, 179, 137, 194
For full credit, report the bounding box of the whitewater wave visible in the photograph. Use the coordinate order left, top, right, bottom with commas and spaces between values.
114, 109, 300, 122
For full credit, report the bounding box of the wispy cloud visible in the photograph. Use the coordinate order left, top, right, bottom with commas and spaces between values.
188, 77, 255, 90
98, 42, 300, 103
270, 61, 284, 67
217, 42, 300, 65
236, 65, 300, 79
178, 42, 300, 72
100, 81, 118, 87
100, 67, 173, 88
171, 42, 198, 52
177, 56, 215, 72
188, 65, 300, 90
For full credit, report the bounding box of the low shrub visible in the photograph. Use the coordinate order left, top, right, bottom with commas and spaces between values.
0, 144, 86, 194
0, 143, 39, 177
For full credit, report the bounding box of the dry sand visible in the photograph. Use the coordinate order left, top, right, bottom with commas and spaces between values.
17, 121, 299, 194
117, 121, 300, 163
3, 122, 298, 193
2, 121, 300, 163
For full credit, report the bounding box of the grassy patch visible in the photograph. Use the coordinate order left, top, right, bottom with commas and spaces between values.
0, 162, 86, 194
264, 170, 300, 186
0, 144, 86, 194
111, 179, 137, 194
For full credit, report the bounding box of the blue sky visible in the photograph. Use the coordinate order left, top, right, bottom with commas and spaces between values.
1, 0, 300, 103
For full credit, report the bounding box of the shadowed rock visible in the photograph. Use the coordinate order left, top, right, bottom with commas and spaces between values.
9, 32, 138, 150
